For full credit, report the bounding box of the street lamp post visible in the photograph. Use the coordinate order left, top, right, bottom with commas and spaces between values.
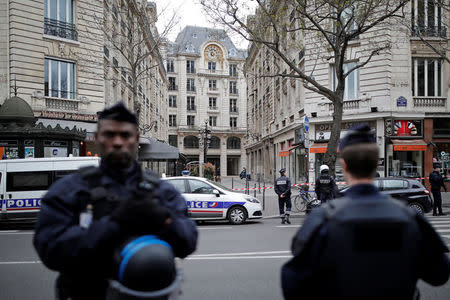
198, 120, 211, 177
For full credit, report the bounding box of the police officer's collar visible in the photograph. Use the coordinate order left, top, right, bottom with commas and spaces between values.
344, 184, 380, 199
100, 159, 140, 184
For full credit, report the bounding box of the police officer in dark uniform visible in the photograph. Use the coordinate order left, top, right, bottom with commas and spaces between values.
33, 102, 198, 300
314, 164, 338, 204
281, 124, 450, 299
429, 164, 447, 216
275, 168, 292, 224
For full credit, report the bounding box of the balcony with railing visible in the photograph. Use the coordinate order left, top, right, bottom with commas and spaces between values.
317, 98, 371, 116
230, 88, 238, 95
44, 18, 78, 41
411, 25, 447, 38
186, 68, 196, 74
168, 84, 178, 91
187, 105, 196, 112
413, 97, 446, 109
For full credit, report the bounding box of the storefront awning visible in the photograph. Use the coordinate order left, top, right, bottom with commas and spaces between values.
138, 137, 179, 160
309, 143, 328, 153
278, 144, 301, 157
392, 139, 427, 151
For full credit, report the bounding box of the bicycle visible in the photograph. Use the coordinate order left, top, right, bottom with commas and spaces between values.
292, 187, 315, 213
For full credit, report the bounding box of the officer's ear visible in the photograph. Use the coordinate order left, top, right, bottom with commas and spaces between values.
340, 158, 348, 174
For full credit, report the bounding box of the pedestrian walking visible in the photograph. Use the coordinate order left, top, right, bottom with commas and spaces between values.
430, 164, 447, 216
33, 102, 198, 299
215, 166, 221, 182
314, 164, 338, 203
281, 124, 450, 299
275, 168, 292, 224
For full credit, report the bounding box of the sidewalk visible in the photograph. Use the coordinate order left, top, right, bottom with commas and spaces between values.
219, 176, 450, 217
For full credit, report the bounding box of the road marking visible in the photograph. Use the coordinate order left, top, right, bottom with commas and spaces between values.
276, 225, 301, 228
436, 229, 450, 233
197, 227, 233, 230
442, 235, 450, 239
192, 250, 290, 257
0, 261, 41, 265
429, 221, 450, 224
187, 255, 292, 260
0, 231, 33, 235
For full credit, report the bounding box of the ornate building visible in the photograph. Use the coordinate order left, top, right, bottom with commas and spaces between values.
166, 26, 247, 176
0, 0, 168, 161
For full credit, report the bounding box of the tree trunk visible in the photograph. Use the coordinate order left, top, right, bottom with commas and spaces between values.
324, 93, 344, 177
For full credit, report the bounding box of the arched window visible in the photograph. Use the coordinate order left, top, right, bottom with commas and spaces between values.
209, 136, 220, 149
227, 137, 241, 149
184, 136, 199, 149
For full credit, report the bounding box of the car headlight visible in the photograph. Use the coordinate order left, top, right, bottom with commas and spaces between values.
245, 197, 260, 203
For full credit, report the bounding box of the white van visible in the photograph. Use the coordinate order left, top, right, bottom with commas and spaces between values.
0, 157, 100, 223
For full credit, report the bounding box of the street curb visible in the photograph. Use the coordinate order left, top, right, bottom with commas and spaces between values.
262, 213, 305, 219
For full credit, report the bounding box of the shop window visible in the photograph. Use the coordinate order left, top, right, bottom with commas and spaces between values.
433, 142, 450, 181
387, 144, 423, 178
433, 118, 450, 136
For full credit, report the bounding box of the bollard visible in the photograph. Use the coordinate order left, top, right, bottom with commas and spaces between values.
232, 177, 234, 190
258, 176, 261, 194
263, 181, 265, 210
254, 183, 256, 198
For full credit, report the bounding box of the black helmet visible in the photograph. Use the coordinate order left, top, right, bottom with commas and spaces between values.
280, 168, 286, 174
113, 235, 176, 292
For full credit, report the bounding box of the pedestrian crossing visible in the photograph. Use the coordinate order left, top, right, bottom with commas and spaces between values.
428, 215, 450, 244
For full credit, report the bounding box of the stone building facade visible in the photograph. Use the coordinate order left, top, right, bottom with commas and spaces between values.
246, 1, 450, 187
0, 0, 168, 161
166, 26, 247, 176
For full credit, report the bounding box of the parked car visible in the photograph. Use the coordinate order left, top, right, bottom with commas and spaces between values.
339, 177, 432, 214
163, 176, 263, 224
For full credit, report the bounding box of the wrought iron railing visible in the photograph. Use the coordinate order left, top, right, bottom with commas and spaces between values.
412, 25, 447, 38
44, 18, 77, 41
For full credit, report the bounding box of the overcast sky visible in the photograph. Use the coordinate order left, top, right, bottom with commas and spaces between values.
152, 0, 250, 49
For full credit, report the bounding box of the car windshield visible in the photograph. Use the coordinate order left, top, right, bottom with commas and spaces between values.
206, 179, 233, 192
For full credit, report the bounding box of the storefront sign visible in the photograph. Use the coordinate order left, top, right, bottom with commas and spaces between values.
393, 120, 421, 136
396, 96, 407, 107
309, 143, 328, 153
35, 110, 98, 122
393, 145, 427, 151
316, 121, 376, 141
25, 147, 35, 158
279, 151, 290, 157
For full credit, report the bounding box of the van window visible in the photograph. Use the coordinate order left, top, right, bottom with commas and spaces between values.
188, 179, 215, 194
7, 171, 52, 192
54, 170, 76, 182
168, 179, 187, 194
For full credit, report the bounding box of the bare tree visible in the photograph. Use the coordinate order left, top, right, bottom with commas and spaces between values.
200, 0, 409, 175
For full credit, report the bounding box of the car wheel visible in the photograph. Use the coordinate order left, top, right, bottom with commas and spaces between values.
227, 206, 247, 225
409, 202, 424, 215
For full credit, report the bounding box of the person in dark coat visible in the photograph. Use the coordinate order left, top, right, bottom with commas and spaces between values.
33, 102, 198, 300
281, 124, 450, 299
314, 164, 338, 203
275, 168, 292, 224
429, 164, 447, 216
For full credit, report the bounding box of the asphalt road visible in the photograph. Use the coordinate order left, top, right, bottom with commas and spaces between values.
1, 216, 450, 300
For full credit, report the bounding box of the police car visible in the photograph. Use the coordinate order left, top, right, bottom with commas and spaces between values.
163, 176, 262, 224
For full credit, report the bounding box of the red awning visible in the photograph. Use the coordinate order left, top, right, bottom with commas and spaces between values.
392, 139, 427, 151
309, 143, 328, 153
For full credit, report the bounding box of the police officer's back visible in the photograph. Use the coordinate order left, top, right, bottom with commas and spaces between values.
33, 103, 198, 299
281, 124, 450, 299
314, 164, 338, 203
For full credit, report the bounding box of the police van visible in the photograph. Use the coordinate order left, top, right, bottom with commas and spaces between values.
0, 157, 100, 223
163, 176, 263, 224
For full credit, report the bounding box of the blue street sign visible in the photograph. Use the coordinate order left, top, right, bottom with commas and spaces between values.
304, 116, 309, 132
397, 96, 407, 107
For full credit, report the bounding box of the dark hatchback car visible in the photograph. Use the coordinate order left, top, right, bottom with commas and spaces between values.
340, 177, 433, 214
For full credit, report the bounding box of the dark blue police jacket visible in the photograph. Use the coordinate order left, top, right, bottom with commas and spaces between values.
33, 160, 197, 298
281, 184, 450, 300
